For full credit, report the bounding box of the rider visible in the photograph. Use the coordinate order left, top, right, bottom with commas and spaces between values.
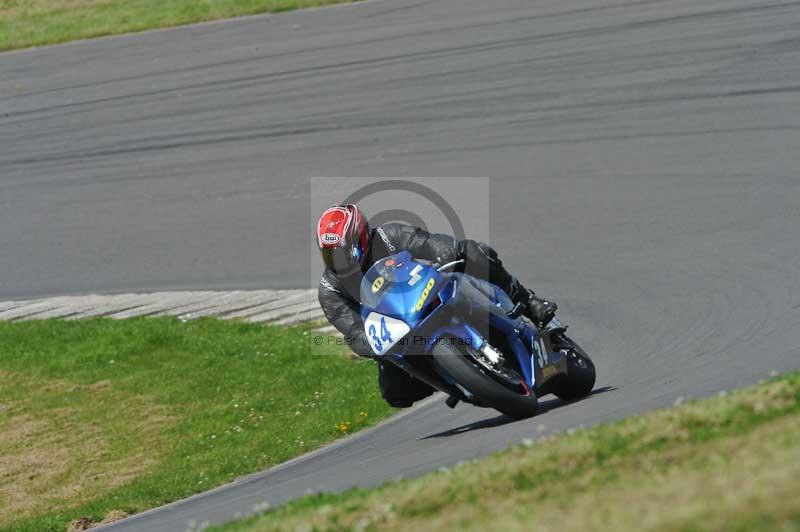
316, 204, 557, 408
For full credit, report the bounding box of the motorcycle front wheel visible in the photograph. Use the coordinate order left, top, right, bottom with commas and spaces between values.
431, 342, 539, 419
552, 335, 596, 401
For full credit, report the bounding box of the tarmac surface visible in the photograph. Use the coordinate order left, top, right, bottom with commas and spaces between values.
1, 0, 799, 529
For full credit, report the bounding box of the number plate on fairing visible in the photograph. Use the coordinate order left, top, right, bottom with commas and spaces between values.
364, 312, 410, 356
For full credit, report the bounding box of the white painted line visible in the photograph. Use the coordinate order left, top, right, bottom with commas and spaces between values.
223, 290, 316, 319
69, 294, 158, 318
275, 308, 326, 325
107, 292, 220, 319
177, 291, 288, 319
0, 300, 63, 320
243, 299, 322, 323
0, 289, 327, 328
0, 301, 28, 313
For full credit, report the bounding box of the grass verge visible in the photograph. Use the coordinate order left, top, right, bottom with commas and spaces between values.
215, 371, 800, 532
0, 318, 393, 531
0, 0, 359, 52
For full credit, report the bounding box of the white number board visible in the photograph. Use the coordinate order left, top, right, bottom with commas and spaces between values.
363, 312, 410, 356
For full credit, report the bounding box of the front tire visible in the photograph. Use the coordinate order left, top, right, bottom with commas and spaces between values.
431, 343, 539, 419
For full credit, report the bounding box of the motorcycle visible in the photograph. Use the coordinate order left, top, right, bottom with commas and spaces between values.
360, 251, 595, 419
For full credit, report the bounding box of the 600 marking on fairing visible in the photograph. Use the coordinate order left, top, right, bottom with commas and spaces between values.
415, 278, 436, 311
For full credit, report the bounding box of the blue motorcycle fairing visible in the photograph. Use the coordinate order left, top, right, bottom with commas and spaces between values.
360, 252, 541, 390
422, 319, 485, 354
422, 274, 537, 388
360, 251, 446, 329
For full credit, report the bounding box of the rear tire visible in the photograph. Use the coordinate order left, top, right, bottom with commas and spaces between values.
553, 338, 596, 401
432, 343, 539, 419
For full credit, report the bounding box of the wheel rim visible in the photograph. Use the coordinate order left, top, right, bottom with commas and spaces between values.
466, 346, 531, 396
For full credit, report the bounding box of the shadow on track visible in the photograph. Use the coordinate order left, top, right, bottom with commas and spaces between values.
420, 386, 617, 439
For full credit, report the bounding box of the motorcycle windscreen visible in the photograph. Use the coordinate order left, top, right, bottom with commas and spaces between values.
360, 251, 443, 325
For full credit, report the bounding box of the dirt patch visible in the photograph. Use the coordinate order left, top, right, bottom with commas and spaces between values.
0, 372, 175, 527
67, 516, 94, 532
98, 510, 128, 525
89, 379, 113, 391
67, 510, 128, 531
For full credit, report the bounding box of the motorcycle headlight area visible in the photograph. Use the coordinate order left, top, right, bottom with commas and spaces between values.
363, 312, 411, 356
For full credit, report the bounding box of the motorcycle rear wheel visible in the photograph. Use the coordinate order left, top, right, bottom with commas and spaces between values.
432, 343, 539, 419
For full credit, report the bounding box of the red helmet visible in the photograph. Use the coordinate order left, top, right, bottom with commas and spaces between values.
317, 204, 370, 275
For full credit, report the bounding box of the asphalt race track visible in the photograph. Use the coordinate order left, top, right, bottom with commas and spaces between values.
2, 0, 800, 529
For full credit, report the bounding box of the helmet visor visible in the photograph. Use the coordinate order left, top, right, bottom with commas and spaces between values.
321, 244, 359, 275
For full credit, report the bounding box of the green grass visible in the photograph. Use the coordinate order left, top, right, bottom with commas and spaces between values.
0, 318, 393, 531
0, 0, 360, 51
215, 371, 800, 532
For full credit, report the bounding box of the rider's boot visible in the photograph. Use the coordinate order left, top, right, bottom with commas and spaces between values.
509, 280, 557, 327
525, 291, 558, 327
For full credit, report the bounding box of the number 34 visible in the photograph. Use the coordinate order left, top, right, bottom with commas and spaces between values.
368, 317, 393, 353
